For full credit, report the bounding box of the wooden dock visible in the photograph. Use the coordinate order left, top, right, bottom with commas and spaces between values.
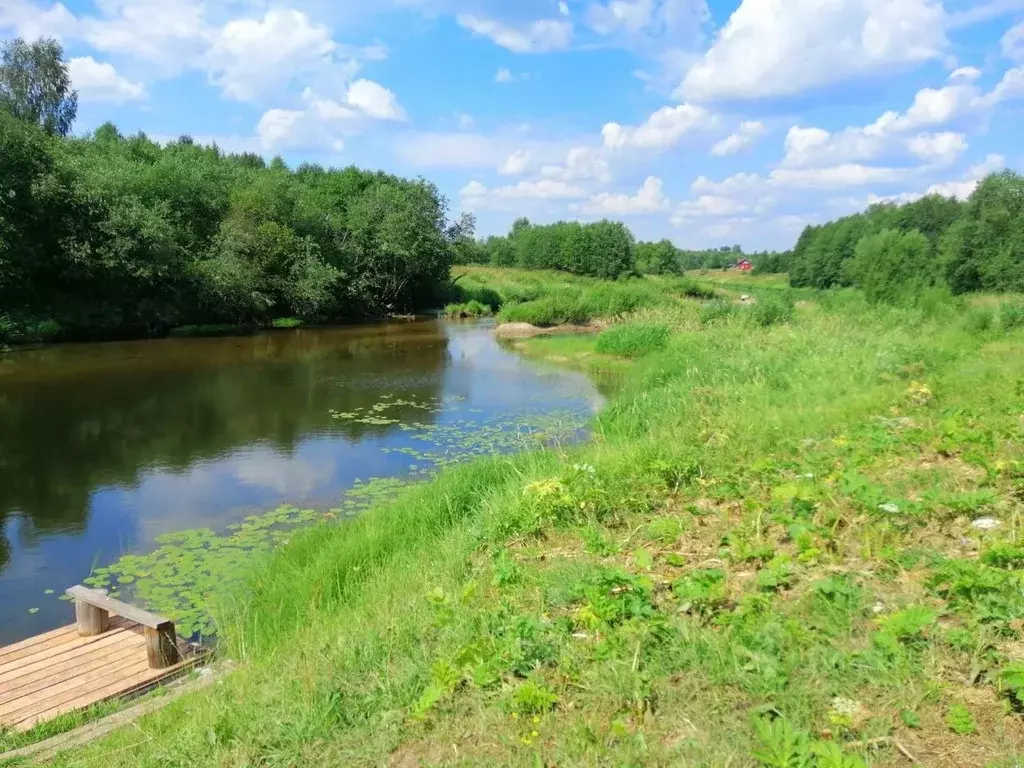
0, 586, 204, 733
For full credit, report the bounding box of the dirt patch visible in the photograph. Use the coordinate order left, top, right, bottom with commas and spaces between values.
494, 322, 605, 339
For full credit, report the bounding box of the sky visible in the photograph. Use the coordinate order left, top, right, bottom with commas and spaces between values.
1, 0, 1023, 251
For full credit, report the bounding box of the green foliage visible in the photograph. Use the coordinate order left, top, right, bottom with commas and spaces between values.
790, 169, 1023, 298
850, 228, 935, 304
498, 219, 637, 279
443, 300, 492, 318
0, 87, 457, 339
751, 292, 796, 326
0, 37, 77, 136
945, 702, 976, 734
999, 298, 1024, 331
595, 322, 670, 357
699, 299, 737, 325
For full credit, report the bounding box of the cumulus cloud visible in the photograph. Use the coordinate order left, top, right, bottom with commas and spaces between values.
346, 78, 406, 120
499, 149, 533, 175
710, 120, 765, 156
576, 176, 669, 214
540, 146, 612, 183
256, 82, 405, 152
1003, 21, 1024, 61
205, 9, 344, 102
602, 103, 715, 151
671, 194, 750, 225
679, 0, 946, 100
495, 67, 514, 83
68, 56, 145, 102
460, 178, 588, 210
457, 14, 572, 53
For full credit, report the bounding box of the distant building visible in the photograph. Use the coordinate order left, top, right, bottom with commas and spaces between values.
736, 259, 753, 271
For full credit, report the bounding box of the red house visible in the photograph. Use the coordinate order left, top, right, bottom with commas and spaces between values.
736, 259, 753, 271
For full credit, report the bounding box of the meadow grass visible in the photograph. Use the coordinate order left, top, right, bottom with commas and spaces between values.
594, 322, 670, 357
34, 272, 1024, 768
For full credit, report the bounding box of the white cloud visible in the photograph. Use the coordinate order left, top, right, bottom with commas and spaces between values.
205, 9, 347, 102
461, 178, 587, 210
949, 66, 982, 82
671, 194, 749, 225
540, 146, 611, 183
346, 78, 406, 120
906, 132, 968, 165
495, 67, 514, 83
499, 149, 533, 175
692, 172, 766, 196
585, 0, 710, 45
559, 1, 571, 15
1005, 22, 1024, 61
710, 120, 765, 156
602, 103, 715, 150
577, 176, 668, 214
256, 82, 405, 152
67, 56, 146, 103
679, 0, 946, 100
82, 0, 209, 73
989, 66, 1024, 102
0, 0, 78, 41
457, 14, 572, 53
770, 164, 919, 189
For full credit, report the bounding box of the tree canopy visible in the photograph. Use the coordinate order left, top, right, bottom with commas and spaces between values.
0, 37, 77, 136
788, 171, 1023, 300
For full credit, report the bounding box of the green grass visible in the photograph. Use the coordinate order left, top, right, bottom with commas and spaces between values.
595, 322, 670, 357
271, 317, 303, 329
47, 271, 1024, 767
442, 300, 493, 319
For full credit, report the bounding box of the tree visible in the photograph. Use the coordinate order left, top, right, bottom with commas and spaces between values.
0, 37, 77, 136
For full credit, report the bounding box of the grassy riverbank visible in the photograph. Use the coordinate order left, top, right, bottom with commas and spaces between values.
27, 271, 1024, 766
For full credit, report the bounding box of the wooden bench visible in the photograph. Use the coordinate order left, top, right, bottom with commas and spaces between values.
65, 586, 180, 669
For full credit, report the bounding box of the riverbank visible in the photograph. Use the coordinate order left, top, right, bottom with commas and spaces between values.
20, 271, 1024, 767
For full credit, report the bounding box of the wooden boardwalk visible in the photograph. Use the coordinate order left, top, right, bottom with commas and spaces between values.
0, 588, 204, 733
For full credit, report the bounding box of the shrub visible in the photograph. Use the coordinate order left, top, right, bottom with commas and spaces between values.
699, 300, 736, 325
963, 306, 995, 334
751, 293, 795, 327
443, 300, 492, 319
1000, 298, 1024, 331
595, 323, 670, 357
674, 277, 717, 300
271, 317, 302, 329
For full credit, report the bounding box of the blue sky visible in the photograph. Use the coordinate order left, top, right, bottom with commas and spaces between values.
2, 0, 1023, 250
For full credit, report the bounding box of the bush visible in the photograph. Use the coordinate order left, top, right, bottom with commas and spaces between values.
963, 306, 995, 334
699, 300, 737, 325
674, 277, 717, 300
443, 300, 492, 319
271, 317, 302, 329
1000, 299, 1024, 331
751, 293, 795, 327
595, 323, 670, 357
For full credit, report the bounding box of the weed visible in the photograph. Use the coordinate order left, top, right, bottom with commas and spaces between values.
1000, 298, 1024, 331
945, 702, 977, 735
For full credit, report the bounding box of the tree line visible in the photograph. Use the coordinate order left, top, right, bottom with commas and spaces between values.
455, 218, 783, 279
789, 171, 1024, 302
1, 37, 461, 343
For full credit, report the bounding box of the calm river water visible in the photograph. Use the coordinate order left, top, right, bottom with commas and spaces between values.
0, 320, 602, 644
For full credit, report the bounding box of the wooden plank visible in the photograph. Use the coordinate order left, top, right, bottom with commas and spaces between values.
0, 625, 78, 661
66, 586, 172, 630
12, 665, 184, 731
0, 639, 145, 706
0, 627, 137, 685
0, 654, 147, 721
0, 618, 132, 669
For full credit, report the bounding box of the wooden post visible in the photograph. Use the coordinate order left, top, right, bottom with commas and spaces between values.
144, 623, 180, 669
74, 599, 109, 637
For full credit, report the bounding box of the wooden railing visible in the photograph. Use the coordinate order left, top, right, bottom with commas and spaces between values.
65, 585, 180, 669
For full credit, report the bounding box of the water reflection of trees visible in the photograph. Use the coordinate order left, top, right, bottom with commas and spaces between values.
0, 322, 449, 560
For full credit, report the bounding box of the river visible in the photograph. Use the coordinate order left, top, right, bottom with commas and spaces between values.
0, 320, 603, 644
